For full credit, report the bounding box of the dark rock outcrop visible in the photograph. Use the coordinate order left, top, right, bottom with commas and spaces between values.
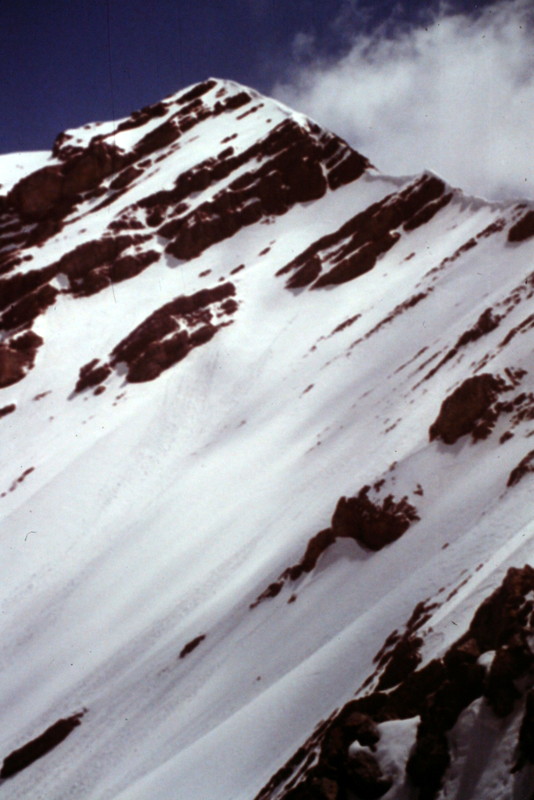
114, 100, 168, 134
429, 373, 509, 444
1, 711, 85, 779
133, 119, 182, 159
176, 79, 218, 105
331, 488, 420, 551
513, 689, 534, 771
507, 450, 534, 487
179, 635, 206, 659
8, 139, 124, 222
0, 284, 58, 330
74, 282, 238, 392
403, 192, 453, 231
256, 566, 534, 800
0, 332, 43, 388
74, 360, 113, 394
278, 175, 446, 290
345, 751, 392, 798
251, 488, 419, 608
52, 235, 147, 296
0, 265, 59, 316
405, 729, 450, 800
8, 166, 65, 220
158, 120, 369, 262
0, 346, 28, 388
422, 307, 502, 382
0, 403, 16, 418
508, 209, 534, 243
62, 139, 122, 197
111, 282, 235, 370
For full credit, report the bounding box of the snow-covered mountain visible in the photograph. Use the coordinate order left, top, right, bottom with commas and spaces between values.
0, 78, 532, 800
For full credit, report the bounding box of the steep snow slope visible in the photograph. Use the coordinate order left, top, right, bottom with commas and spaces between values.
0, 78, 532, 800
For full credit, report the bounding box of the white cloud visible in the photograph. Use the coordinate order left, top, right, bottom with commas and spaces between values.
291, 31, 317, 62
272, 0, 534, 201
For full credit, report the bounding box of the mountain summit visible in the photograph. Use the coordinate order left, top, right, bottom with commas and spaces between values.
0, 78, 533, 799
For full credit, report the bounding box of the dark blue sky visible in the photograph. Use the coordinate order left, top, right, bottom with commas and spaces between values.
0, 0, 497, 154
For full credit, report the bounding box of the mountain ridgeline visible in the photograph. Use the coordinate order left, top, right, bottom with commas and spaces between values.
0, 79, 532, 800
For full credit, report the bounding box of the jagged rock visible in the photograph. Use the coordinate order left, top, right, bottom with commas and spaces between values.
8, 165, 64, 220
48, 234, 151, 296
134, 119, 181, 158
513, 689, 534, 770
405, 728, 450, 800
160, 119, 368, 262
404, 192, 453, 231
0, 346, 29, 387
331, 488, 419, 551
484, 646, 527, 717
343, 713, 380, 748
463, 565, 534, 651
176, 78, 218, 105
0, 265, 59, 316
278, 174, 445, 290
443, 637, 480, 676
286, 256, 322, 289
313, 235, 400, 288
0, 332, 43, 388
2, 77, 533, 800
62, 139, 123, 195
260, 567, 534, 800
109, 165, 143, 190
429, 373, 508, 444
249, 580, 284, 609
376, 635, 423, 690
110, 283, 234, 366
115, 100, 168, 134
74, 360, 113, 394
25, 217, 64, 247
108, 251, 160, 284
327, 149, 369, 190
251, 488, 420, 609
7, 138, 123, 223
71, 283, 238, 391
422, 666, 484, 731
344, 751, 392, 799
126, 331, 191, 383
1, 284, 58, 330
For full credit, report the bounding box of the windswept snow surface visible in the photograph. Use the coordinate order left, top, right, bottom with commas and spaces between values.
0, 78, 532, 799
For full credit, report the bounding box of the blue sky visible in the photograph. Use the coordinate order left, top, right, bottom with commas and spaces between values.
0, 0, 498, 152
1, 0, 532, 200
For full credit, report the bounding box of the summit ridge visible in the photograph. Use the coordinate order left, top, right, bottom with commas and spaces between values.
0, 79, 532, 800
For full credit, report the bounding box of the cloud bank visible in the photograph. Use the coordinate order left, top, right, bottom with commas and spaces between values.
273, 0, 534, 201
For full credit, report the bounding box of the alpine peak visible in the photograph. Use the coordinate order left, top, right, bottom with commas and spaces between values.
0, 79, 533, 800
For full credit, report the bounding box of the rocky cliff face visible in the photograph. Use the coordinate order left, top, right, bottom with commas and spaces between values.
0, 79, 532, 800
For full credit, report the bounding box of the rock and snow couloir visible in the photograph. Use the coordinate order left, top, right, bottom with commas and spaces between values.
0, 78, 533, 799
